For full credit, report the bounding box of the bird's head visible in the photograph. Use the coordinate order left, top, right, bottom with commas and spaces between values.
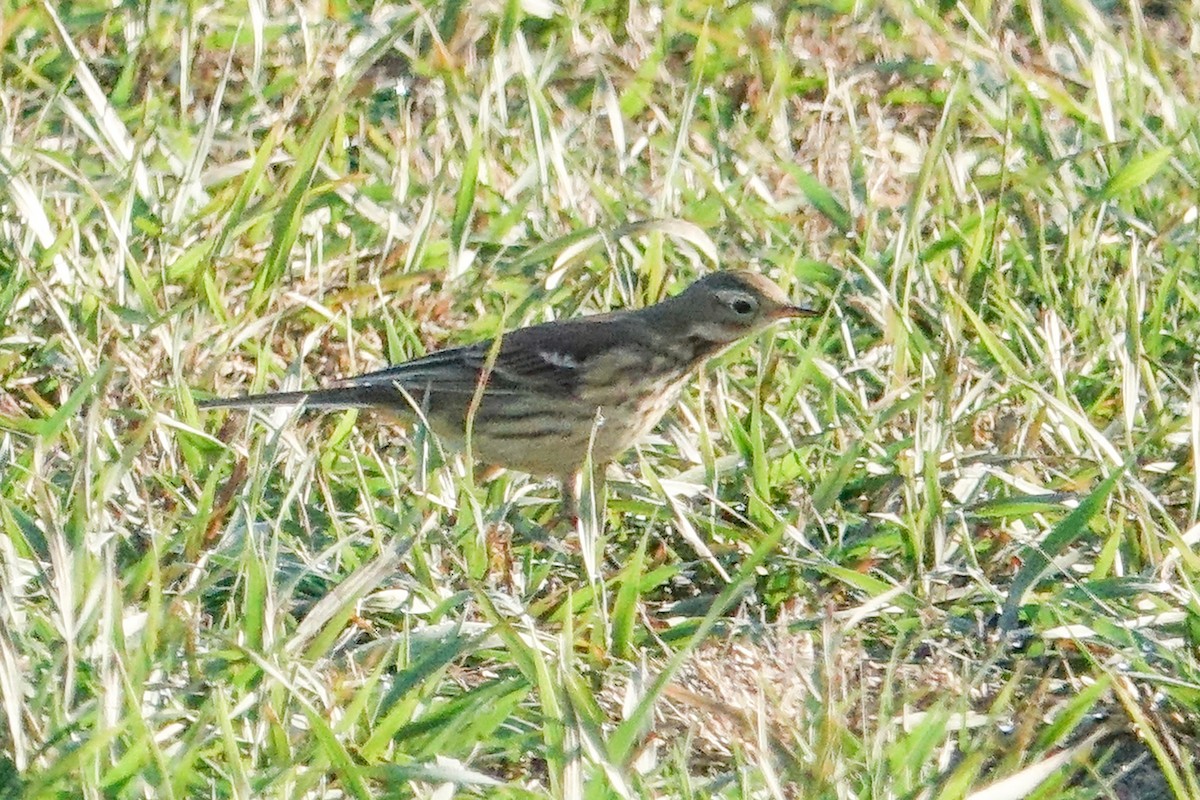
671, 270, 818, 345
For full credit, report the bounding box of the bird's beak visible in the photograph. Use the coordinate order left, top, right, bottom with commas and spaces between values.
770, 303, 820, 320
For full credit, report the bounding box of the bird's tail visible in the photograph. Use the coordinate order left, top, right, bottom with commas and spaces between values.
197, 383, 402, 411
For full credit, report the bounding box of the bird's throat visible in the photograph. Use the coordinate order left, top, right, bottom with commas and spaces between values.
682, 326, 738, 364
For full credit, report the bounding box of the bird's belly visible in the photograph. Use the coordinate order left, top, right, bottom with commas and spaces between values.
470, 427, 592, 477
436, 376, 689, 478
450, 394, 596, 477
580, 376, 689, 465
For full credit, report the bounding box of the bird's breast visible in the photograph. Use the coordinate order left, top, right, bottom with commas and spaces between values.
578, 356, 693, 463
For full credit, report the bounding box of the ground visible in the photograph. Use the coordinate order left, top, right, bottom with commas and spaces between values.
1, 0, 1198, 797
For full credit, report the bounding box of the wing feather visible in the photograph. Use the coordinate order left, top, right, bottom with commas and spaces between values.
332, 317, 625, 398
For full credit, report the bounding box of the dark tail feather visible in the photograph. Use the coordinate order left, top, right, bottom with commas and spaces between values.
197, 383, 403, 411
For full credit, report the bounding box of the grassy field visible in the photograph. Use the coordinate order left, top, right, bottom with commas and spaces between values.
2, 0, 1199, 797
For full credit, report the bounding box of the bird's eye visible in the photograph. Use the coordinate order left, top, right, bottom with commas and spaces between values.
731, 297, 756, 315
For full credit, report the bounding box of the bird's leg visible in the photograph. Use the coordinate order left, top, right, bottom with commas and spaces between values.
560, 471, 581, 528
577, 465, 609, 572
559, 465, 606, 528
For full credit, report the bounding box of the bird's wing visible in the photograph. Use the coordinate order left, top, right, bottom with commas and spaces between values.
198, 311, 652, 412
335, 317, 628, 398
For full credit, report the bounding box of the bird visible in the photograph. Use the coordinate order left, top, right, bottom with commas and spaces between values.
198, 271, 817, 519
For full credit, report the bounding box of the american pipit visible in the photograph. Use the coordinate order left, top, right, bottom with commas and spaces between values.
199, 271, 816, 517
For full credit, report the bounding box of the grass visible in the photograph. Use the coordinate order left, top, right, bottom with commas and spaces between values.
2, 0, 1199, 797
